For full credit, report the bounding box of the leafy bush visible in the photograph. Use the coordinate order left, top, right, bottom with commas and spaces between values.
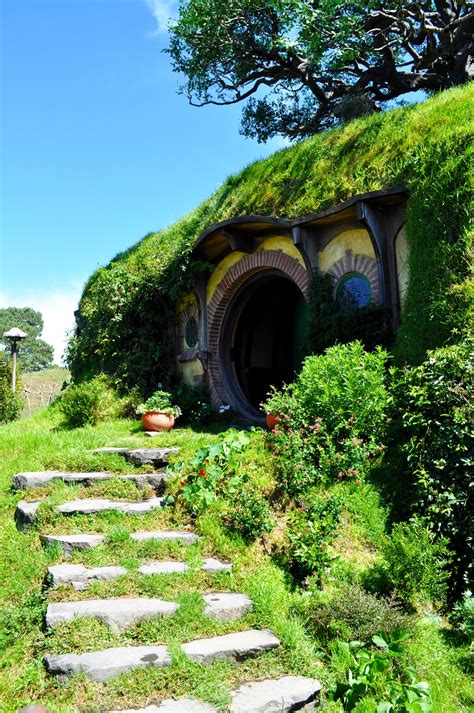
58, 375, 123, 427
379, 520, 450, 608
172, 381, 212, 425
449, 592, 474, 645
223, 485, 274, 541
389, 340, 473, 601
310, 582, 410, 644
175, 428, 251, 515
265, 342, 387, 494
332, 631, 432, 711
0, 353, 22, 423
285, 492, 342, 581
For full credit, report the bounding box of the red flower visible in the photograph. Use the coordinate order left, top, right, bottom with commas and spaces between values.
199, 469, 206, 478
180, 480, 186, 486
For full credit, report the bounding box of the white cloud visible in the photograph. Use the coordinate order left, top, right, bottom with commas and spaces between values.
0, 284, 84, 366
145, 0, 178, 34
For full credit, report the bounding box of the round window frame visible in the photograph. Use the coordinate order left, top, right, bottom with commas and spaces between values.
336, 272, 372, 310
184, 315, 199, 349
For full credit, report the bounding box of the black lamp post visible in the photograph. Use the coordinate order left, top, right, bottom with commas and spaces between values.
3, 328, 27, 393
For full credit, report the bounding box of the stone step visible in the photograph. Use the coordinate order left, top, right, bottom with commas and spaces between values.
48, 558, 231, 589
45, 643, 171, 682
229, 676, 322, 712
111, 701, 217, 713
181, 628, 280, 664
47, 563, 127, 589
46, 597, 178, 633
12, 471, 171, 493
203, 592, 252, 622
130, 529, 198, 545
93, 447, 180, 467
16, 497, 164, 526
40, 529, 198, 555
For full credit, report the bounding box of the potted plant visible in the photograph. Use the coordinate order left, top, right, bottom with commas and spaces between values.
136, 390, 182, 432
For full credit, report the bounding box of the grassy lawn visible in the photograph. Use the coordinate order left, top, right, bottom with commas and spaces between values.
21, 368, 71, 417
0, 409, 472, 711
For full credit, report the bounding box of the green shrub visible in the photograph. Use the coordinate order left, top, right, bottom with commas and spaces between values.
223, 485, 274, 541
389, 340, 473, 601
285, 491, 342, 582
172, 381, 212, 425
449, 593, 474, 645
379, 520, 450, 608
58, 375, 123, 427
0, 352, 22, 423
310, 582, 410, 644
265, 342, 387, 494
135, 389, 181, 418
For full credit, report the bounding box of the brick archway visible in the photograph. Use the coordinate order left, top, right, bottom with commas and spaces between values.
206, 250, 309, 410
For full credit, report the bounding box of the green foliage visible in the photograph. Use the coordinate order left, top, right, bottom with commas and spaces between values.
172, 382, 212, 425
449, 593, 474, 646
378, 520, 451, 608
174, 428, 251, 515
305, 269, 389, 354
69, 87, 473, 387
310, 582, 410, 645
332, 631, 433, 712
0, 352, 22, 423
135, 389, 181, 418
58, 375, 124, 428
0, 306, 54, 371
265, 342, 387, 494
285, 491, 342, 581
223, 484, 274, 542
389, 340, 473, 601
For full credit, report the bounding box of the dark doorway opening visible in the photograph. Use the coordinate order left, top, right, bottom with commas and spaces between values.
224, 273, 306, 412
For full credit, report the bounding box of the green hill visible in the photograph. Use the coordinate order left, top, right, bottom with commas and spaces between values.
69, 85, 473, 392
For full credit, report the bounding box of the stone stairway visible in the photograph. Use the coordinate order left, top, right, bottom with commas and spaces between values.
13, 449, 321, 712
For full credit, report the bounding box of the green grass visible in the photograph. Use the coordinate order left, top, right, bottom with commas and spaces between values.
21, 367, 70, 417
1, 409, 472, 711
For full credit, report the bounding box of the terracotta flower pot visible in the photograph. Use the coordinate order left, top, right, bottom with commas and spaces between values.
265, 413, 280, 430
141, 411, 175, 432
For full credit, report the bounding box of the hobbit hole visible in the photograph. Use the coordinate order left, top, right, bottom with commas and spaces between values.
175, 185, 408, 419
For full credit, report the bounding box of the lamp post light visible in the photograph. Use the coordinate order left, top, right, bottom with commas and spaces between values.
3, 328, 27, 393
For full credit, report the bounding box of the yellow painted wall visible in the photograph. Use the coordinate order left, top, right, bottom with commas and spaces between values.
178, 292, 198, 315
207, 252, 245, 303
207, 235, 306, 303
180, 359, 204, 385
395, 225, 409, 309
257, 236, 306, 267
319, 229, 375, 274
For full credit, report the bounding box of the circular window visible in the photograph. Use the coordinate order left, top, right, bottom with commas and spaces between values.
337, 273, 372, 310
184, 316, 199, 348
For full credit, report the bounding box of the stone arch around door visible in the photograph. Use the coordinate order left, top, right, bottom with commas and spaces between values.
207, 249, 309, 414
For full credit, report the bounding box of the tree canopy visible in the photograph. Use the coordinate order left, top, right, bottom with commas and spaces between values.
168, 0, 474, 141
0, 307, 54, 372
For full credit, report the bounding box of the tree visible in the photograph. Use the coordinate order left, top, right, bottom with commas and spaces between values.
0, 307, 54, 372
168, 0, 474, 141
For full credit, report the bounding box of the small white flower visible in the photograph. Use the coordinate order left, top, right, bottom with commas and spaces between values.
429, 357, 436, 365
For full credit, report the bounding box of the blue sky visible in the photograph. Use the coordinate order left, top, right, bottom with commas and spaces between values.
0, 0, 284, 361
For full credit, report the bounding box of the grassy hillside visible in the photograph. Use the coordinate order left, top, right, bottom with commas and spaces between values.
21, 368, 70, 417
69, 85, 473, 391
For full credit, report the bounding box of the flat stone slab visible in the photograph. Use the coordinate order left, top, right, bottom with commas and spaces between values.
40, 533, 104, 555
124, 448, 180, 466
229, 676, 322, 712
57, 497, 164, 516
111, 701, 217, 713
203, 592, 253, 622
131, 529, 198, 544
12, 471, 171, 493
181, 628, 279, 664
46, 597, 178, 633
93, 447, 180, 467
15, 500, 41, 529
45, 644, 170, 682
48, 563, 127, 589
202, 557, 232, 573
